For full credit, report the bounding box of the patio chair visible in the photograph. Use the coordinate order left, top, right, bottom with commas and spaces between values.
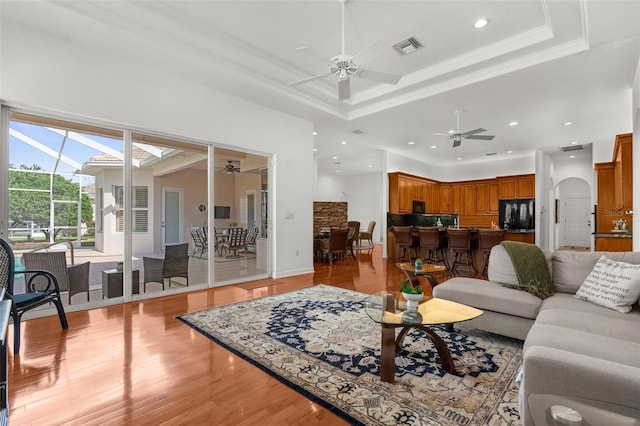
0, 237, 68, 354
190, 227, 207, 257
243, 226, 259, 253
223, 228, 247, 258
22, 242, 91, 303
143, 243, 190, 292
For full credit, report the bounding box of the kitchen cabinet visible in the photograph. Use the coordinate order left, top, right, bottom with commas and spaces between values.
497, 174, 535, 199
388, 172, 532, 229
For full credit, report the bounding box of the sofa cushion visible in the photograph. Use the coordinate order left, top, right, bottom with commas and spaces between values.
552, 251, 640, 294
539, 292, 640, 318
433, 277, 541, 320
524, 323, 640, 368
535, 308, 640, 342
574, 255, 640, 313
488, 244, 552, 288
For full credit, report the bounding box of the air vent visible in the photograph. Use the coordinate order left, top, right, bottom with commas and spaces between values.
560, 144, 584, 152
352, 129, 365, 135
485, 152, 497, 156
393, 37, 423, 55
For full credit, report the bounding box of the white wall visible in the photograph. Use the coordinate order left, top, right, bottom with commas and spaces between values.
314, 172, 350, 202
348, 173, 383, 243
385, 151, 535, 182
1, 20, 315, 278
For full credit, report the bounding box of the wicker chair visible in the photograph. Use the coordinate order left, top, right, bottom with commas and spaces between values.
143, 243, 189, 292
22, 242, 90, 303
0, 237, 68, 354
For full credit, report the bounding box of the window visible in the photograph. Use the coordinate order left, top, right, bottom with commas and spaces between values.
114, 186, 148, 232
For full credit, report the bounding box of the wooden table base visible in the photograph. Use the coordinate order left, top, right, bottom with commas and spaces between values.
380, 324, 456, 383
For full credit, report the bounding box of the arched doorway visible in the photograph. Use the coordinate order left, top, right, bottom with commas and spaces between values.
555, 178, 592, 250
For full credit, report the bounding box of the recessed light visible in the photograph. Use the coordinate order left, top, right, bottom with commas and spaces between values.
571, 141, 579, 145
313, 148, 318, 152
474, 18, 490, 29
569, 155, 576, 158
332, 156, 338, 160
456, 157, 462, 160
408, 141, 415, 145
430, 145, 438, 149
508, 121, 519, 126
336, 169, 340, 173
367, 164, 372, 168
563, 121, 573, 126
341, 141, 347, 145
507, 150, 513, 154
312, 131, 318, 135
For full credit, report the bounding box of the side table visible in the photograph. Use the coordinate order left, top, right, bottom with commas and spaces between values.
102, 269, 140, 298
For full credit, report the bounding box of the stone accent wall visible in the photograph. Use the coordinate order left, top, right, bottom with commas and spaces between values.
313, 202, 348, 234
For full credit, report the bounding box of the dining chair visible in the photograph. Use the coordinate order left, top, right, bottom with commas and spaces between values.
0, 237, 68, 354
320, 228, 349, 264
346, 221, 360, 258
143, 243, 190, 292
358, 221, 376, 248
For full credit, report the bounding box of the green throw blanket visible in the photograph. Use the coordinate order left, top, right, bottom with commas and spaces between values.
500, 241, 554, 300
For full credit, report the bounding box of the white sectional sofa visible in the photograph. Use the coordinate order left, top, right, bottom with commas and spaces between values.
433, 246, 640, 426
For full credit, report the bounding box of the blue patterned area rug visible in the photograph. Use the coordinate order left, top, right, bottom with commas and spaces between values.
177, 284, 523, 425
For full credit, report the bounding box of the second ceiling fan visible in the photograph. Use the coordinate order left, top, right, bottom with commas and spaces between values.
435, 110, 495, 148
288, 0, 402, 101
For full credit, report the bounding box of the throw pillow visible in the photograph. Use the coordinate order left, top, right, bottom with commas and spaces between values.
575, 255, 640, 313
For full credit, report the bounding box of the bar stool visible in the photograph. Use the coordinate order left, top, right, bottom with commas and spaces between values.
446, 228, 477, 276
417, 227, 448, 268
392, 226, 418, 262
477, 229, 506, 279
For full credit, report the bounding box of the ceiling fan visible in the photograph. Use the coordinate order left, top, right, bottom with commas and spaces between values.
288, 0, 402, 101
435, 110, 495, 148
221, 160, 241, 174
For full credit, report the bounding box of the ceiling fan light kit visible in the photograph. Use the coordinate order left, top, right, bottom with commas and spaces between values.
288, 0, 402, 101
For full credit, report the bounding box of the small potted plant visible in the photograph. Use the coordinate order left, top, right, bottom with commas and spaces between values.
400, 278, 423, 311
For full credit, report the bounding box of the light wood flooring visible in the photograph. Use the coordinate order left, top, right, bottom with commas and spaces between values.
8, 245, 461, 425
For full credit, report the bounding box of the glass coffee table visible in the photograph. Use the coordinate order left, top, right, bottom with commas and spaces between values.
364, 292, 483, 383
396, 262, 447, 289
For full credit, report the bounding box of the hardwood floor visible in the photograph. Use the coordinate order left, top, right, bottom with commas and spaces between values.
8, 245, 459, 425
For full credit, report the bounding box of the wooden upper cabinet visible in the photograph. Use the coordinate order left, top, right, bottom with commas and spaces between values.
439, 185, 452, 213
474, 181, 499, 214
488, 183, 499, 213
462, 185, 475, 215
451, 185, 462, 214
498, 174, 535, 199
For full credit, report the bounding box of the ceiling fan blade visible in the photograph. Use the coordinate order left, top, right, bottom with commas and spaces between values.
338, 78, 351, 101
288, 73, 333, 86
466, 134, 495, 140
433, 132, 451, 137
352, 39, 387, 66
358, 68, 401, 85
461, 128, 487, 136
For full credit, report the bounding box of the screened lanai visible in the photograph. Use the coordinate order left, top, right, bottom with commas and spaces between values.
4, 110, 269, 309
